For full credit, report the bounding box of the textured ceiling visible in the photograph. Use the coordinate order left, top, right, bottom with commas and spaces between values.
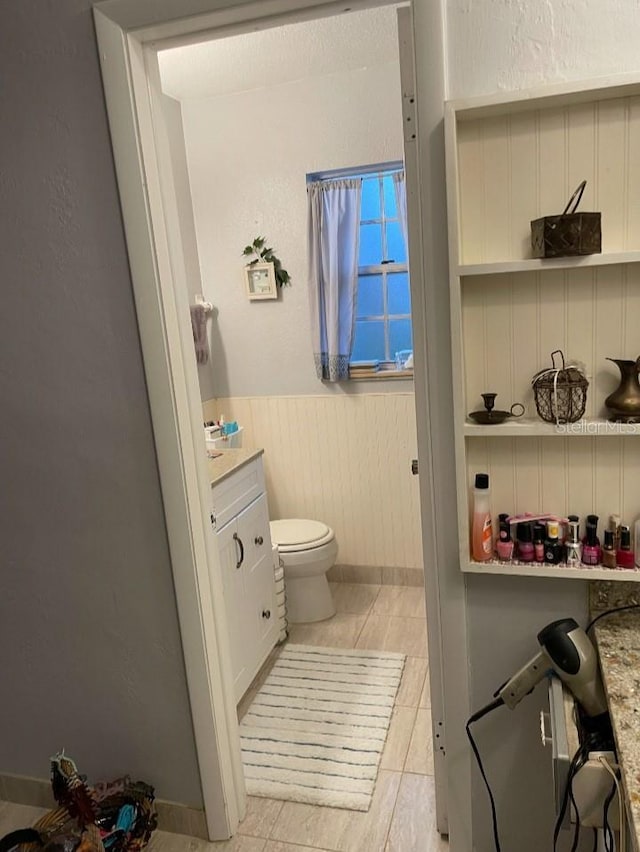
158, 6, 401, 101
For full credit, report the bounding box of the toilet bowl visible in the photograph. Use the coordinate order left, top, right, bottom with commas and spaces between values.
269, 518, 337, 623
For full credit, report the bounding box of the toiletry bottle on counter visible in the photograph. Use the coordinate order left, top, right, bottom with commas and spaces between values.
565, 516, 581, 567
533, 524, 545, 562
496, 513, 514, 561
471, 474, 493, 562
617, 525, 635, 569
516, 522, 534, 562
544, 521, 563, 564
602, 530, 617, 569
582, 515, 601, 566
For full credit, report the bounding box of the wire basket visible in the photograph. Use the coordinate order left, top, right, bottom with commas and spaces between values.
532, 350, 588, 424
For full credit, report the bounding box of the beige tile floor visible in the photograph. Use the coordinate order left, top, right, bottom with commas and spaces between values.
0, 585, 447, 852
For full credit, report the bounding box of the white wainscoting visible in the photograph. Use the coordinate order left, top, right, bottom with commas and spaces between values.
466, 435, 640, 525
203, 393, 423, 572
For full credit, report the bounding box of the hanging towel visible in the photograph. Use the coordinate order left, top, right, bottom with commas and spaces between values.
190, 304, 209, 364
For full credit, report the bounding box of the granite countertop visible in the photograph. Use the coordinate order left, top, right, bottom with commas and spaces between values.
206, 447, 263, 487
594, 606, 640, 849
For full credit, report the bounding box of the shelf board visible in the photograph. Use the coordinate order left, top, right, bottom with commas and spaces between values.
457, 251, 640, 278
463, 418, 640, 437
462, 560, 640, 581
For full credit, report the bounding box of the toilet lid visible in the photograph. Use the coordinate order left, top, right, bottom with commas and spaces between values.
270, 518, 334, 552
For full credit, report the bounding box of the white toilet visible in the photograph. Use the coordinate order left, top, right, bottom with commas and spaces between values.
269, 518, 338, 623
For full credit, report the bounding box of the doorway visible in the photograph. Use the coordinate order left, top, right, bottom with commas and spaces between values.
94, 0, 460, 844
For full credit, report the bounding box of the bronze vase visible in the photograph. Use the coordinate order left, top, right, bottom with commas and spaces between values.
604, 357, 640, 423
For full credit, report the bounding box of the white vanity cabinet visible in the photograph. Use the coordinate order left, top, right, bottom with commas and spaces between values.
209, 452, 278, 702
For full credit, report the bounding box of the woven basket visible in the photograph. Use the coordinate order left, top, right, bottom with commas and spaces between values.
532, 350, 588, 424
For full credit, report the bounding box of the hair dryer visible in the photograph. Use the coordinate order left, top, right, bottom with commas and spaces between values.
497, 617, 607, 717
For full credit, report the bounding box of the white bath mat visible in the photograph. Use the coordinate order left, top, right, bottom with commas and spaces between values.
239, 643, 405, 811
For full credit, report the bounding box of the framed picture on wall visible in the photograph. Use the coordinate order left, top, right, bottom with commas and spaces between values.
244, 262, 277, 300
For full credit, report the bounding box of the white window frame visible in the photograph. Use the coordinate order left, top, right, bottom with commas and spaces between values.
356, 166, 411, 364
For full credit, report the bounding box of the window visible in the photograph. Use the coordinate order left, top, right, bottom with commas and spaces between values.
351, 167, 412, 368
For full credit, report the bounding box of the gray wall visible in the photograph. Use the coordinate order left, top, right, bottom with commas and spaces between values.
0, 0, 202, 806
466, 575, 590, 851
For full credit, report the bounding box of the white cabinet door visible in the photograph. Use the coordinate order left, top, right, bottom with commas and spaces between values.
216, 518, 250, 700
237, 494, 278, 659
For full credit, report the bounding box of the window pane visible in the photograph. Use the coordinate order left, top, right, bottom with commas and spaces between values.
351, 320, 385, 362
359, 223, 382, 266
389, 319, 413, 356
361, 176, 381, 220
385, 221, 406, 263
383, 174, 397, 218
387, 272, 411, 314
356, 275, 383, 317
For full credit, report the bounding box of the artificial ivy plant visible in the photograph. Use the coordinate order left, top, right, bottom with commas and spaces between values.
242, 236, 291, 287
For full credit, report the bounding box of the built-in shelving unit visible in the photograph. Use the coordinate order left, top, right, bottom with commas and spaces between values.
458, 251, 640, 278
445, 74, 640, 580
463, 418, 640, 438
464, 560, 640, 582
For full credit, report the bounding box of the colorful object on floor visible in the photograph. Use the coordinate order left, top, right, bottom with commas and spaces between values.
239, 644, 405, 811
51, 751, 98, 828
2, 754, 158, 852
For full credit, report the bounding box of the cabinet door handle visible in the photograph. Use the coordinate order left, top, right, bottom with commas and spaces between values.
262, 609, 271, 619
233, 532, 244, 569
255, 535, 264, 546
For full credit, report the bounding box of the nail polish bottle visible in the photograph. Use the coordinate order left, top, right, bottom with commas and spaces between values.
565, 516, 581, 567
517, 522, 535, 562
617, 525, 635, 569
533, 523, 546, 562
602, 529, 617, 569
496, 514, 514, 561
609, 514, 622, 549
582, 515, 601, 566
544, 520, 563, 564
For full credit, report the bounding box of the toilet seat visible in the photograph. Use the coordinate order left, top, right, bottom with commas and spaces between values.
269, 518, 334, 553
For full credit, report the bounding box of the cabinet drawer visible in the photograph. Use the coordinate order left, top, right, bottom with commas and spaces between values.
211, 457, 265, 530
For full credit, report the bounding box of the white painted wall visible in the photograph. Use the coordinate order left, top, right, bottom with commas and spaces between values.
443, 2, 640, 849
446, 0, 640, 100
180, 59, 406, 397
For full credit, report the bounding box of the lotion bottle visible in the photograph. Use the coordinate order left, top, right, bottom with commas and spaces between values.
472, 474, 493, 562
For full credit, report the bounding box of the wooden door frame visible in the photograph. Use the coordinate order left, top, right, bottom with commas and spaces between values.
93, 0, 470, 843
